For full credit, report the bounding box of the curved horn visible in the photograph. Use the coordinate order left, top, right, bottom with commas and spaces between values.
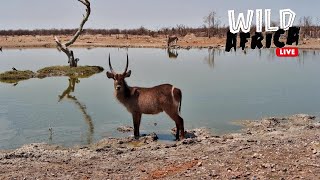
123, 54, 129, 74
108, 53, 114, 73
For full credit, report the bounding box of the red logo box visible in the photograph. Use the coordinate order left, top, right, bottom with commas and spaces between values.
276, 47, 299, 57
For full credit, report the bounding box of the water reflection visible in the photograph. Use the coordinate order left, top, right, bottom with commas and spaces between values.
48, 127, 53, 143
167, 48, 179, 59
298, 49, 320, 64
1, 48, 320, 149
58, 77, 94, 144
204, 48, 218, 69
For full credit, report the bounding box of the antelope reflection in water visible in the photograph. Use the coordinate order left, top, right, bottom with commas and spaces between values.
58, 77, 94, 144
167, 48, 179, 59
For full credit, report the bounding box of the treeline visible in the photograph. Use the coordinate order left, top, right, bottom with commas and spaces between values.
0, 24, 319, 38
298, 17, 320, 38
0, 25, 229, 37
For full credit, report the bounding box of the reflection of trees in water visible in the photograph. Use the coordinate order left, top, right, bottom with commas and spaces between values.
203, 48, 229, 69
258, 49, 262, 59
204, 48, 222, 69
58, 77, 94, 145
167, 48, 179, 59
298, 50, 320, 64
267, 48, 276, 59
266, 49, 320, 64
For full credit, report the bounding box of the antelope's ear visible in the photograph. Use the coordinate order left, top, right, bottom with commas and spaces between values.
124, 70, 131, 78
106, 71, 114, 79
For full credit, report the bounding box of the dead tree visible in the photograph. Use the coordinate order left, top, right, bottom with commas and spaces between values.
203, 11, 220, 38
55, 0, 91, 67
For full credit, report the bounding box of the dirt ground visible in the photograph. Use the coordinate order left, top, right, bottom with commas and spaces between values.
1, 34, 320, 49
0, 114, 319, 179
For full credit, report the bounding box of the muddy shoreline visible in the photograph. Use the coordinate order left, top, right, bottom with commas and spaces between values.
0, 114, 319, 179
1, 35, 320, 50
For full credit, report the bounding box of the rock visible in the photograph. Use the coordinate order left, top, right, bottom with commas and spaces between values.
262, 117, 280, 128
252, 153, 259, 158
222, 134, 234, 141
314, 122, 320, 128
181, 138, 195, 144
197, 161, 202, 167
312, 149, 318, 154
140, 132, 158, 143
209, 170, 219, 177
261, 163, 275, 169
148, 132, 158, 141
247, 139, 257, 143
165, 144, 177, 148
201, 156, 209, 160
117, 126, 134, 133
291, 114, 316, 121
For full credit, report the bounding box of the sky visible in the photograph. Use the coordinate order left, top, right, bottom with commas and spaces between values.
0, 0, 319, 30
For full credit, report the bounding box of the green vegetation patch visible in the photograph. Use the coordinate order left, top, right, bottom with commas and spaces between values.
0, 70, 35, 83
0, 66, 104, 84
37, 66, 104, 78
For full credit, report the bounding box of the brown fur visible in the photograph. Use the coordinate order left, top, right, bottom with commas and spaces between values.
107, 54, 185, 140
168, 35, 178, 47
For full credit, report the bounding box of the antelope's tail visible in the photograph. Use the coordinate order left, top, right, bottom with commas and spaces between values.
172, 87, 182, 114
179, 94, 182, 114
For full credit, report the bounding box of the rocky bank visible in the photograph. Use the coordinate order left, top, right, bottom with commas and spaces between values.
0, 114, 319, 179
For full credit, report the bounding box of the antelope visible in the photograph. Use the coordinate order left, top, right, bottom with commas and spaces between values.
106, 54, 185, 140
167, 35, 178, 47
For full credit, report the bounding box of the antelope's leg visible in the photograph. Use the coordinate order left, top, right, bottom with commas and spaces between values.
132, 113, 142, 139
165, 110, 185, 140
177, 115, 185, 140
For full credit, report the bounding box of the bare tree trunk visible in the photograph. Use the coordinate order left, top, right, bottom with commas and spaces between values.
54, 0, 91, 68
207, 20, 211, 38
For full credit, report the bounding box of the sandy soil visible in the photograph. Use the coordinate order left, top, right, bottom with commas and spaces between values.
0, 34, 320, 49
0, 114, 319, 179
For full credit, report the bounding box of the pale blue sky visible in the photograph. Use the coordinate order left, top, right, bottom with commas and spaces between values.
0, 0, 319, 30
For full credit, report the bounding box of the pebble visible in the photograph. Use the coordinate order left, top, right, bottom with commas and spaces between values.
252, 153, 259, 158
312, 149, 318, 154
201, 156, 209, 160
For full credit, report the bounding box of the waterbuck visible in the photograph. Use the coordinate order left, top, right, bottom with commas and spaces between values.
106, 54, 185, 140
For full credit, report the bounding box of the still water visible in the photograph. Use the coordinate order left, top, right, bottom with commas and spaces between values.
0, 48, 319, 149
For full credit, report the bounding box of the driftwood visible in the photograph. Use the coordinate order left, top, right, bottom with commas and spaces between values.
54, 0, 91, 67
